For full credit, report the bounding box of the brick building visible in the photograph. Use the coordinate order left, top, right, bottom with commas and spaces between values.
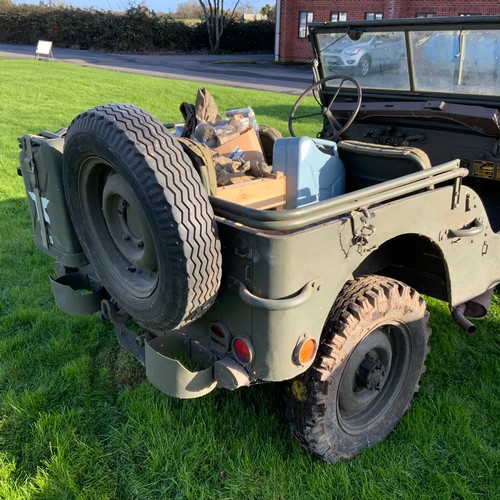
275, 1, 500, 61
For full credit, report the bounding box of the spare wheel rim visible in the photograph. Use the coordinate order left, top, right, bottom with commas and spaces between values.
78, 156, 159, 299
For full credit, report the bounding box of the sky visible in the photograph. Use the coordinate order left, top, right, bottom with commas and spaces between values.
15, 0, 185, 13
15, 0, 264, 14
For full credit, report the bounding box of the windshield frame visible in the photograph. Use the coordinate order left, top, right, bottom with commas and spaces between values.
309, 16, 500, 105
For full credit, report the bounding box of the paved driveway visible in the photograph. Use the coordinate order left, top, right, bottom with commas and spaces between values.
0, 44, 313, 94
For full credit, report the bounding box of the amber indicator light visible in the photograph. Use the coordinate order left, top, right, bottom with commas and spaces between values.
295, 337, 317, 366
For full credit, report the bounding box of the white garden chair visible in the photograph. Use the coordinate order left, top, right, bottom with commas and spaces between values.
35, 40, 54, 61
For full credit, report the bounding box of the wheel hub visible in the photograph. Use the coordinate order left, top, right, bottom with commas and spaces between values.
102, 173, 157, 274
338, 328, 392, 413
117, 199, 145, 249
356, 355, 384, 391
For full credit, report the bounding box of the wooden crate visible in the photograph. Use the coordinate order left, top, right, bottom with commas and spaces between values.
215, 172, 286, 210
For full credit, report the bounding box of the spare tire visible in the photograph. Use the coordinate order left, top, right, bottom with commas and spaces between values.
63, 104, 222, 332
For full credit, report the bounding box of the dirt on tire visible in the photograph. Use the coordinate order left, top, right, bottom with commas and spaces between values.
285, 275, 431, 464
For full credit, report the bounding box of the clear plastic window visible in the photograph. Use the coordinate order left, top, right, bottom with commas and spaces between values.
317, 28, 500, 96
410, 30, 500, 95
318, 32, 410, 90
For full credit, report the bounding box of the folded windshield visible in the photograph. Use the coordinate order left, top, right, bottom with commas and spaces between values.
316, 28, 500, 96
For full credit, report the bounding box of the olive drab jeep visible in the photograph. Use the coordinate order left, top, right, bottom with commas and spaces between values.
18, 17, 500, 464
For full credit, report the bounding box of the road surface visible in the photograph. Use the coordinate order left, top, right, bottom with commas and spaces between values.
0, 43, 313, 94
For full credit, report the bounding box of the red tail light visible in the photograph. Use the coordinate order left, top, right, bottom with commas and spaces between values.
232, 337, 254, 365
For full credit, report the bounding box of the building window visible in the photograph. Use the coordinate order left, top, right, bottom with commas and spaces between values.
331, 11, 347, 22
459, 13, 481, 16
298, 11, 314, 38
366, 12, 383, 20
416, 13, 436, 18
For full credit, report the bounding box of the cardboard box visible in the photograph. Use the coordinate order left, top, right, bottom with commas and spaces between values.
215, 128, 265, 163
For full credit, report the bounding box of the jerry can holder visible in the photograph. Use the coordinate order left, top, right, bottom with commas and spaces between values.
111, 321, 250, 399
50, 271, 105, 315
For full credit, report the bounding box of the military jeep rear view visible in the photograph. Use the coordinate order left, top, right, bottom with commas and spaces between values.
18, 17, 500, 464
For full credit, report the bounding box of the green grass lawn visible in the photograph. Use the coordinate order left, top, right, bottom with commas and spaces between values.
0, 60, 499, 499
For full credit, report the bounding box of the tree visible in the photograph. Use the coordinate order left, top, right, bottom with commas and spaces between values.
261, 3, 275, 22
233, 0, 256, 18
198, 0, 241, 52
175, 0, 203, 20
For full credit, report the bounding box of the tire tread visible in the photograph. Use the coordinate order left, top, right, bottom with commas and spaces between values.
64, 104, 221, 330
285, 275, 431, 463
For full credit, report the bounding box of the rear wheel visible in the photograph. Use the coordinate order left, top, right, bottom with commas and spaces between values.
285, 275, 431, 463
63, 104, 221, 332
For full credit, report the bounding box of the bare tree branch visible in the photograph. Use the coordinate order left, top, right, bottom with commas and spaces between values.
198, 0, 241, 51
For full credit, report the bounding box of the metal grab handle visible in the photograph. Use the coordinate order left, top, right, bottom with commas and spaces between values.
449, 218, 484, 238
231, 277, 320, 311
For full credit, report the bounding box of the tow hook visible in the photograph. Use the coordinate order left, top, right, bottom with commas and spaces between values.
101, 299, 131, 324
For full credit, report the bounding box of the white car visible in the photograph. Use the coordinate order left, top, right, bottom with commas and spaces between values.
322, 34, 406, 76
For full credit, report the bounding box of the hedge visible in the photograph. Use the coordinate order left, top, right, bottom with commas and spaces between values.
0, 5, 274, 53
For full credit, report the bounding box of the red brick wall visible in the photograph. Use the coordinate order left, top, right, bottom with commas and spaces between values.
278, 0, 500, 62
404, 1, 500, 17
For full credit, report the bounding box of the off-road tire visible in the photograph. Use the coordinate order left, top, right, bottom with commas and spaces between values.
63, 104, 221, 332
285, 275, 431, 464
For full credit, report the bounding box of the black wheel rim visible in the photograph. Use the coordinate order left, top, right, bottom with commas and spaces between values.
78, 156, 159, 299
360, 57, 370, 76
337, 322, 411, 435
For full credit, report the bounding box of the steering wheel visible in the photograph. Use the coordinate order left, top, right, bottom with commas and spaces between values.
289, 74, 362, 140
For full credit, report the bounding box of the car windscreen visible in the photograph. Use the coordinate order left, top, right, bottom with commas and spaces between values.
316, 28, 500, 97
317, 31, 410, 91
411, 31, 500, 96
